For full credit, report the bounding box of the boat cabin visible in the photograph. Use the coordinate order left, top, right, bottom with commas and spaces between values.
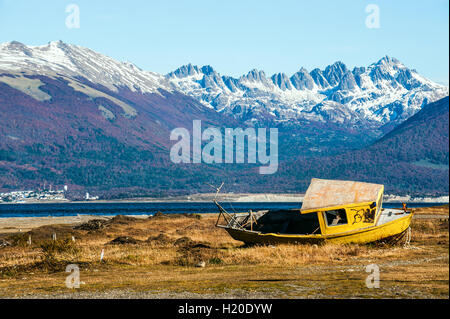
215, 178, 412, 245
238, 178, 385, 236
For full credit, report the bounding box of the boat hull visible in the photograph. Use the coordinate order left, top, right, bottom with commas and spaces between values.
223, 213, 413, 245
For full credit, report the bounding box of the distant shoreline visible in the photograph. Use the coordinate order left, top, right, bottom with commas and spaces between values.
0, 193, 448, 204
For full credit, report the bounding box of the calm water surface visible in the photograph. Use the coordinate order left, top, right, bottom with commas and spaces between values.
0, 202, 446, 218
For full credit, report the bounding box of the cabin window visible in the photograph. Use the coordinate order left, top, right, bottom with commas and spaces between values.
364, 208, 376, 223
324, 209, 347, 226
250, 210, 321, 235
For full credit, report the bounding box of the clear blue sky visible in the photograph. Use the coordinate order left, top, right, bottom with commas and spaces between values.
1, 0, 448, 84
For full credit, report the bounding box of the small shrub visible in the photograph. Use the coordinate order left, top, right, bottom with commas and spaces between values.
40, 238, 80, 262
7, 233, 30, 247
124, 254, 141, 263
208, 257, 223, 265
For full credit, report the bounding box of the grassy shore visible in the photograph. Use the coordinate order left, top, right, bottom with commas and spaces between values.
0, 205, 448, 298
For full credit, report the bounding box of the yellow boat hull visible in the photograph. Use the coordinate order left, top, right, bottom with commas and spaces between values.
223, 213, 413, 245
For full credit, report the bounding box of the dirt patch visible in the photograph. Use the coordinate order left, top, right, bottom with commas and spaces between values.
173, 236, 211, 248
173, 245, 221, 267
108, 236, 141, 245
174, 236, 194, 246
151, 212, 202, 220
110, 215, 139, 224
147, 234, 174, 245
74, 219, 109, 231
169, 236, 218, 266
74, 215, 139, 231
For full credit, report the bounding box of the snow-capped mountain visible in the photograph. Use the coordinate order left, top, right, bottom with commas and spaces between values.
166, 57, 448, 127
0, 40, 448, 128
0, 40, 169, 94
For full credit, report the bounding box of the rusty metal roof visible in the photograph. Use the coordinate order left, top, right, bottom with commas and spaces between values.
301, 178, 384, 211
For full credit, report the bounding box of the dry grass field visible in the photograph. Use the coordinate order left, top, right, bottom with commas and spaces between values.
0, 205, 448, 298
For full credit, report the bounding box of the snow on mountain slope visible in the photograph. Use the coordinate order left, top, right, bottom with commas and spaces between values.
0, 41, 169, 94
0, 41, 447, 128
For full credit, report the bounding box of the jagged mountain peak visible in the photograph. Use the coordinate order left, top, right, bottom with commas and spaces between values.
240, 69, 268, 85
270, 72, 292, 90
199, 65, 216, 75
376, 55, 402, 66
337, 71, 357, 91
167, 63, 220, 79
290, 68, 315, 90
298, 67, 309, 73
368, 55, 409, 76
167, 63, 200, 78
324, 61, 348, 86
328, 60, 347, 69
310, 68, 330, 88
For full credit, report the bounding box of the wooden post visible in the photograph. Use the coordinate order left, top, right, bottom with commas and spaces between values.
52, 233, 56, 241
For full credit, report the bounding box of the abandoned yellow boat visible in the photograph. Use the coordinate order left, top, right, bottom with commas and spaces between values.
215, 178, 413, 245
